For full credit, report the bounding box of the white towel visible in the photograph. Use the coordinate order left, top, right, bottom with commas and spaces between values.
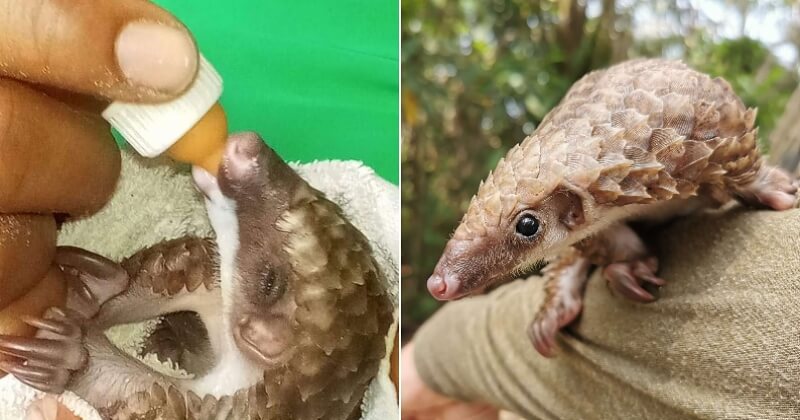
0, 152, 399, 420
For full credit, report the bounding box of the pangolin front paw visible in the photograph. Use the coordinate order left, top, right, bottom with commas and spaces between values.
0, 247, 128, 394
528, 292, 583, 358
603, 257, 665, 303
0, 308, 86, 393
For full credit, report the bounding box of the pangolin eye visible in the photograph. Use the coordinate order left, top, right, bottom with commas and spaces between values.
515, 214, 539, 237
260, 269, 276, 295
259, 268, 285, 301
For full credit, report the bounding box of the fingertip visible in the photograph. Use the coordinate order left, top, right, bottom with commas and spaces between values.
0, 0, 199, 102
115, 21, 198, 95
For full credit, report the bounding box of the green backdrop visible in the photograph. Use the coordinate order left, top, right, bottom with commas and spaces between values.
145, 1, 399, 183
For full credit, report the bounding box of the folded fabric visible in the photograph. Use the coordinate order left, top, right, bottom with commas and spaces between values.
0, 152, 399, 420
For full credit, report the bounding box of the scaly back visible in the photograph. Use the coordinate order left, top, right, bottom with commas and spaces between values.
456, 59, 761, 240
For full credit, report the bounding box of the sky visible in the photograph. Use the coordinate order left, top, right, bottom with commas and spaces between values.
587, 0, 799, 68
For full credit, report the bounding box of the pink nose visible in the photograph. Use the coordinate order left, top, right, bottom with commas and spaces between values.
426, 271, 462, 301
226, 132, 263, 160
223, 132, 264, 179
427, 273, 447, 297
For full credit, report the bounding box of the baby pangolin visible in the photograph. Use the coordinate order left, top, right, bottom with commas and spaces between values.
0, 133, 394, 419
427, 59, 797, 357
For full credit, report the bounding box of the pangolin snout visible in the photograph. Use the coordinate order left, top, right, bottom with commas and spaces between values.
428, 238, 479, 300
192, 132, 266, 200
222, 131, 264, 181
427, 269, 464, 301
428, 236, 502, 300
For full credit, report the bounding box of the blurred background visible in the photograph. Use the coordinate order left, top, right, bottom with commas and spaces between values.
401, 0, 800, 338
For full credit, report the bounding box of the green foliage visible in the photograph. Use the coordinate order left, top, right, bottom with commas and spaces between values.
402, 0, 799, 336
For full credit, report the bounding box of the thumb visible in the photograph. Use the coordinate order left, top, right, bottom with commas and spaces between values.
0, 0, 199, 102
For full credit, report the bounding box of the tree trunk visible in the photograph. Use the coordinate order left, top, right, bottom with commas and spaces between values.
768, 85, 800, 174
556, 0, 587, 74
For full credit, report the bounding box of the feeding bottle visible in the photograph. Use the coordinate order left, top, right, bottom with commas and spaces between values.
102, 56, 227, 175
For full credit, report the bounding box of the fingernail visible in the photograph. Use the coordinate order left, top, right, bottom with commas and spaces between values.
115, 22, 198, 94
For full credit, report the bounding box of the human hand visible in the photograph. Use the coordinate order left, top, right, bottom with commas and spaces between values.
400, 342, 499, 420
0, 0, 200, 214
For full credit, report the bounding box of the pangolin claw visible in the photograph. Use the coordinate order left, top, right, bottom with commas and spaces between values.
603, 258, 665, 303
528, 293, 584, 357
0, 359, 71, 394
22, 310, 81, 340
529, 314, 559, 358
0, 335, 80, 367
55, 246, 129, 319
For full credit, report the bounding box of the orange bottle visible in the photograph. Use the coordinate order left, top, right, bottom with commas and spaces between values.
103, 56, 227, 175
165, 103, 227, 175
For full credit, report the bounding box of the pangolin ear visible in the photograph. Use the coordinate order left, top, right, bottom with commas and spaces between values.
233, 314, 293, 366
554, 189, 585, 230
